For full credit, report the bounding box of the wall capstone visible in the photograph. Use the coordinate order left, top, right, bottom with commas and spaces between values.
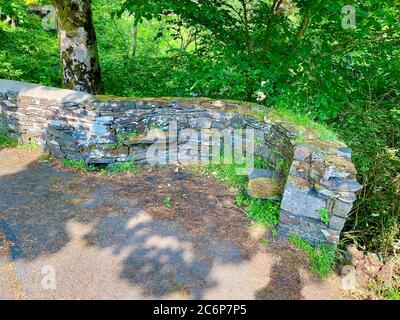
0, 79, 362, 246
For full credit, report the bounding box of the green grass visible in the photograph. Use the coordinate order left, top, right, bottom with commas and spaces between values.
16, 140, 40, 152
245, 198, 280, 227
261, 239, 270, 246
0, 133, 42, 151
38, 151, 55, 163
368, 278, 400, 300
288, 234, 337, 278
62, 158, 141, 176
271, 107, 338, 142
295, 134, 306, 143
0, 135, 40, 151
62, 157, 141, 176
254, 156, 270, 170
188, 159, 248, 187
118, 131, 142, 144
236, 189, 280, 227
62, 159, 94, 172
104, 132, 142, 148
188, 158, 282, 227
384, 288, 400, 300
0, 134, 17, 149
377, 286, 400, 300
104, 161, 141, 176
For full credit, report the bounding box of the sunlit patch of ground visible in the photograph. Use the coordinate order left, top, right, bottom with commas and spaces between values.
0, 148, 344, 299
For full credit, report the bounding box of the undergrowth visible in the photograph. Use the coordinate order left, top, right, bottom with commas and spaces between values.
62, 159, 95, 172
103, 161, 141, 176
0, 134, 39, 151
270, 108, 339, 142
368, 279, 400, 300
187, 159, 248, 187
62, 158, 141, 176
38, 151, 55, 163
236, 190, 280, 227
0, 134, 17, 149
288, 234, 338, 278
188, 158, 281, 228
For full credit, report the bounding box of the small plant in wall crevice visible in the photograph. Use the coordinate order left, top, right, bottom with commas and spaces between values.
318, 208, 330, 225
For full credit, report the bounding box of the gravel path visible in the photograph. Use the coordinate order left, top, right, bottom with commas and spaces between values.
0, 148, 343, 300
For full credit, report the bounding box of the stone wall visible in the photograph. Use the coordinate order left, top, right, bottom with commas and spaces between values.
0, 79, 362, 246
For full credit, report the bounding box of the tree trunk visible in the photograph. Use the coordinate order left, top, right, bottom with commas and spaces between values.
240, 0, 251, 55
263, 0, 285, 51
296, 10, 312, 41
53, 0, 103, 94
131, 24, 138, 57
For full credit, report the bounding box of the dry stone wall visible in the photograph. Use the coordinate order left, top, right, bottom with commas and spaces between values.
0, 79, 362, 246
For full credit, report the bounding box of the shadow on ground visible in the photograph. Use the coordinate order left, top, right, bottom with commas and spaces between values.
0, 149, 337, 299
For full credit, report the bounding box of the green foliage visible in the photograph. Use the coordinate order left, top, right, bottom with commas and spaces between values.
37, 151, 55, 163
0, 133, 17, 149
245, 198, 280, 227
117, 131, 141, 144
335, 98, 400, 256
0, 0, 28, 25
191, 159, 248, 187
270, 108, 338, 142
62, 159, 94, 172
318, 208, 330, 225
383, 288, 400, 300
0, 134, 39, 151
16, 139, 40, 151
164, 196, 172, 209
367, 278, 400, 300
288, 234, 338, 278
236, 188, 280, 227
104, 132, 142, 148
0, 14, 59, 86
261, 239, 270, 247
104, 161, 140, 176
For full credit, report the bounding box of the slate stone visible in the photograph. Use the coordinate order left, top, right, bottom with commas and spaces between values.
280, 183, 328, 221
332, 200, 353, 218
322, 179, 362, 192
329, 214, 346, 231
248, 168, 276, 180
321, 229, 340, 244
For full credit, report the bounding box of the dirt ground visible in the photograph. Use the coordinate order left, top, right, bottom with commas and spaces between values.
0, 148, 344, 300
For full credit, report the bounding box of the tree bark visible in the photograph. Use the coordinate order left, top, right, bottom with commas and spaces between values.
240, 0, 251, 55
131, 23, 138, 57
53, 0, 103, 94
296, 1, 320, 43
296, 9, 312, 41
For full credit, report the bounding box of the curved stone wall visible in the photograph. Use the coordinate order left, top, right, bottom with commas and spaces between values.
0, 79, 362, 246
